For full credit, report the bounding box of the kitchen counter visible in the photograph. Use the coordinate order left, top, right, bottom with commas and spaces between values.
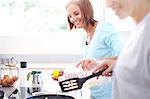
0, 69, 91, 99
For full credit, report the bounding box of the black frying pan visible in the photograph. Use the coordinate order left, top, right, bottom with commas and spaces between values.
26, 94, 75, 99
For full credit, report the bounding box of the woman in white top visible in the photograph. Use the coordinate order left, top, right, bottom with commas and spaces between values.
80, 0, 150, 99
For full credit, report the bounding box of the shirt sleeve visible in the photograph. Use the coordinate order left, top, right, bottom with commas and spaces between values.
102, 23, 124, 55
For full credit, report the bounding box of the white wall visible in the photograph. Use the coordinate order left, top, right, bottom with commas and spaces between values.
0, 31, 84, 62
0, 31, 130, 62
0, 32, 83, 55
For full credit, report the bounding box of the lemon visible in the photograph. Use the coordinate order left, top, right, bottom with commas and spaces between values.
52, 69, 60, 77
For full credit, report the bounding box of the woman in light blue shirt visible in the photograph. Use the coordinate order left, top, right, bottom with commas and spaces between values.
80, 21, 123, 99
66, 0, 123, 99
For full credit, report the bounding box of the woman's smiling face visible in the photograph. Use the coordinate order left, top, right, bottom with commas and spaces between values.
67, 3, 84, 28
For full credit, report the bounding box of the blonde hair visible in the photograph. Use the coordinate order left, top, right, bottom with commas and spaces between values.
66, 0, 97, 30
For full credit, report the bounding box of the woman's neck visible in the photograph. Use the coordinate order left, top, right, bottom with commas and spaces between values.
84, 22, 98, 45
84, 22, 98, 38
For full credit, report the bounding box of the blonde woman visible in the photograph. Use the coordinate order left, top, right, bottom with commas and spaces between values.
91, 0, 150, 99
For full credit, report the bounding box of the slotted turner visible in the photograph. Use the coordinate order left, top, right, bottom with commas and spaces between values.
59, 69, 106, 92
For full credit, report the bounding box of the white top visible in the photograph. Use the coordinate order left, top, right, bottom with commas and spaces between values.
113, 12, 150, 99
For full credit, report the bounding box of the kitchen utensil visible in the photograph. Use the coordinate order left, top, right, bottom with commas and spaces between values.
27, 94, 75, 99
59, 69, 106, 92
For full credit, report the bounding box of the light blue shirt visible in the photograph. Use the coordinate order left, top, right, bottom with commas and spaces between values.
81, 22, 123, 99
82, 22, 123, 59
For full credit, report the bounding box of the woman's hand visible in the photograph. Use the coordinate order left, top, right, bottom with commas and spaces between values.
76, 58, 97, 71
93, 60, 116, 78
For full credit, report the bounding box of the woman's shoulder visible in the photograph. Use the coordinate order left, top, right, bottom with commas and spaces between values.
100, 22, 116, 31
96, 22, 117, 34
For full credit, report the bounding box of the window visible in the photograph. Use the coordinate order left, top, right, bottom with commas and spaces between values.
0, 0, 68, 36
0, 0, 83, 61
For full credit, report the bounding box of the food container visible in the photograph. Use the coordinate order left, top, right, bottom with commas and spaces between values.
0, 57, 19, 87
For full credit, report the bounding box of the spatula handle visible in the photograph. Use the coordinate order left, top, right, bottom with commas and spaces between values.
93, 69, 106, 76
84, 69, 106, 80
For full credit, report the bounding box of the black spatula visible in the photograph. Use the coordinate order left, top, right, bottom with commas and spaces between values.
59, 69, 106, 92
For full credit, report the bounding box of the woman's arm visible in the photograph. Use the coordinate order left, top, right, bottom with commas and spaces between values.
93, 59, 116, 77
76, 57, 117, 71
103, 23, 124, 55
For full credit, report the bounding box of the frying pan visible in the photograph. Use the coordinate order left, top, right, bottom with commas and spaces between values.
26, 94, 75, 99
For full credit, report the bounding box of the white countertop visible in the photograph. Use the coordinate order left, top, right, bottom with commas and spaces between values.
0, 68, 92, 99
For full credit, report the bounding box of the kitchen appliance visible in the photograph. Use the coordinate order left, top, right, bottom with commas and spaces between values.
27, 71, 42, 87
59, 69, 106, 92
